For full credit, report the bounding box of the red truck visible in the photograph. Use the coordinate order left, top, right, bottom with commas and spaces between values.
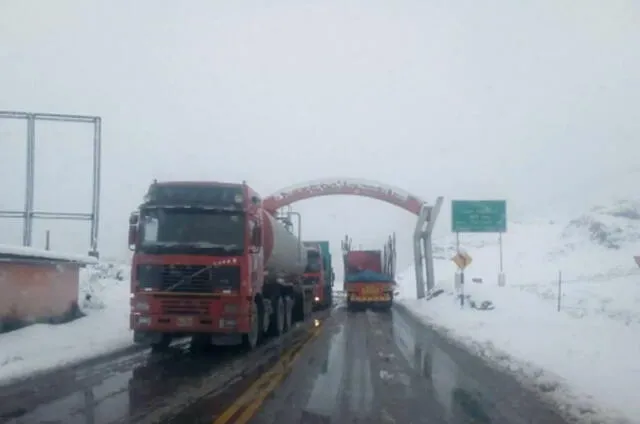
302, 241, 334, 311
342, 234, 396, 311
127, 180, 314, 351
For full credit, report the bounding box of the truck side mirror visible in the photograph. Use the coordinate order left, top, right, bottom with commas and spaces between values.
128, 213, 139, 251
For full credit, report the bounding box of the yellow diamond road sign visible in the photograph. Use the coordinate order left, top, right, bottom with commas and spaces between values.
452, 251, 473, 269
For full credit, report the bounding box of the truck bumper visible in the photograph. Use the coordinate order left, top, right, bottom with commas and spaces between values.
348, 294, 392, 303
347, 294, 392, 310
129, 295, 251, 336
130, 313, 250, 334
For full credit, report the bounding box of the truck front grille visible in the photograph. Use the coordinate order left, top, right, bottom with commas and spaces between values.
160, 297, 210, 315
137, 264, 241, 293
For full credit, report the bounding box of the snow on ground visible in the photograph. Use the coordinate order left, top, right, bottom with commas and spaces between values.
0, 262, 132, 386
0, 243, 99, 264
397, 199, 640, 424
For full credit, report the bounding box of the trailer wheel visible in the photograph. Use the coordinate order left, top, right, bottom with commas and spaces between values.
268, 295, 285, 337
242, 301, 260, 350
291, 292, 304, 323
283, 296, 293, 332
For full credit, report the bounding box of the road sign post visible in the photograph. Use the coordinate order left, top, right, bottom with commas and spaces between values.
451, 200, 507, 288
451, 250, 472, 307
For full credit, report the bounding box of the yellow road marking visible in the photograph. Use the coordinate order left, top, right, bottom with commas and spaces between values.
213, 327, 322, 424
233, 329, 322, 424
212, 353, 292, 424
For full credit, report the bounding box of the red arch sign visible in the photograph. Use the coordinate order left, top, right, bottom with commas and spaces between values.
263, 178, 425, 216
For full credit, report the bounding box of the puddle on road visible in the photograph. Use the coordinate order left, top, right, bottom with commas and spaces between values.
390, 310, 495, 423
303, 323, 347, 418
347, 348, 373, 416
345, 313, 374, 417
4, 370, 134, 424
3, 346, 231, 424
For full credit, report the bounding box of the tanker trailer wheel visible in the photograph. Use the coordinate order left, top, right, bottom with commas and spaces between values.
283, 296, 293, 332
268, 295, 285, 337
242, 301, 260, 350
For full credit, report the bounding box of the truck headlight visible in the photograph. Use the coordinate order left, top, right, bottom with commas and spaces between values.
219, 318, 237, 328
135, 301, 150, 312
137, 316, 151, 325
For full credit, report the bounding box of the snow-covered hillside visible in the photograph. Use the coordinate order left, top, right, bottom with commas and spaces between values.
397, 199, 640, 423
0, 262, 132, 385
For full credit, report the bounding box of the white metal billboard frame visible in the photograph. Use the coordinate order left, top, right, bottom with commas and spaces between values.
0, 110, 102, 257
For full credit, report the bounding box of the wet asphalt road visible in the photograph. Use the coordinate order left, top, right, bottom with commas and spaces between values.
0, 310, 325, 424
251, 304, 571, 424
0, 302, 570, 424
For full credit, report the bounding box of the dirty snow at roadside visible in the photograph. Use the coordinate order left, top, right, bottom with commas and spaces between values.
0, 263, 132, 386
396, 200, 640, 424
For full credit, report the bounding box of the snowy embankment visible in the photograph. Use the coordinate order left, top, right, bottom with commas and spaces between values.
397, 200, 640, 424
0, 262, 132, 386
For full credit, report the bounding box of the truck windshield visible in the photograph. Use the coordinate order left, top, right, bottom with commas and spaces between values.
305, 251, 322, 273
138, 208, 244, 254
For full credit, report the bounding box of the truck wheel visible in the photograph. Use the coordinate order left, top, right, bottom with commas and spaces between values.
291, 292, 304, 323
268, 296, 285, 337
242, 302, 260, 350
283, 296, 293, 332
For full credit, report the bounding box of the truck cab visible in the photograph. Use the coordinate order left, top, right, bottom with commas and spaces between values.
303, 242, 334, 310
127, 180, 266, 350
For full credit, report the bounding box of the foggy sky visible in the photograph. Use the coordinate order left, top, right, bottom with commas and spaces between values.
1, 0, 638, 264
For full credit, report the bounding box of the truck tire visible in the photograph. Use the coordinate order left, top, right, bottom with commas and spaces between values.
242, 301, 260, 350
283, 296, 293, 332
292, 291, 304, 323
268, 295, 285, 337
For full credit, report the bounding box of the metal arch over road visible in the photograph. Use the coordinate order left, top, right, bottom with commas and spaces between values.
263, 178, 425, 216
263, 178, 444, 298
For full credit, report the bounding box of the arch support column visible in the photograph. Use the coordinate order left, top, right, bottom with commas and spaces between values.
414, 196, 443, 299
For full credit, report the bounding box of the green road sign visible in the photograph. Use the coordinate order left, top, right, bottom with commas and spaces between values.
451, 200, 507, 233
